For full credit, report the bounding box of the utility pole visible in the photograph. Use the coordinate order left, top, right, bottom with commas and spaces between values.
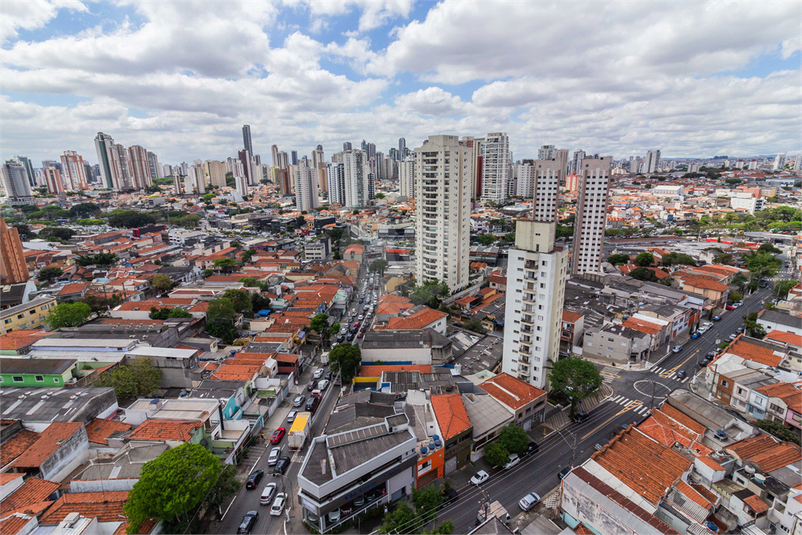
650, 380, 657, 410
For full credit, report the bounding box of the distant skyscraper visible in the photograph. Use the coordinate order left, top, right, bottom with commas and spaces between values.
571, 156, 612, 275
399, 156, 415, 198
414, 135, 471, 292
480, 132, 511, 202
94, 132, 116, 189
271, 144, 279, 167
0, 218, 29, 283
794, 154, 802, 170
43, 167, 64, 195
389, 148, 399, 161
502, 221, 567, 390
127, 145, 152, 190
773, 152, 787, 170
571, 150, 586, 174
147, 151, 161, 179
295, 164, 319, 211
460, 136, 483, 200
242, 125, 253, 156
366, 143, 376, 163
2, 159, 33, 199
107, 143, 132, 190
312, 145, 326, 193
203, 160, 227, 188
59, 151, 88, 191
398, 137, 406, 155
277, 151, 289, 169
16, 156, 36, 187
343, 142, 352, 151
238, 149, 254, 185
537, 145, 556, 160
291, 150, 298, 166
342, 149, 368, 208
326, 163, 346, 206
645, 150, 661, 174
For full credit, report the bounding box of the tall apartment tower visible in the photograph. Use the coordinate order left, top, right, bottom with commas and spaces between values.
773, 153, 787, 170
94, 132, 116, 189
480, 132, 511, 202
271, 145, 279, 167
127, 145, 152, 190
0, 218, 29, 283
108, 144, 132, 190
59, 151, 88, 191
43, 167, 64, 195
645, 150, 661, 174
459, 136, 483, 200
502, 220, 567, 390
295, 165, 320, 211
571, 156, 612, 275
2, 159, 33, 199
326, 163, 346, 206
242, 125, 253, 156
342, 150, 369, 208
398, 156, 415, 198
398, 137, 406, 155
516, 160, 536, 198
312, 145, 327, 193
343, 142, 352, 151
537, 145, 556, 160
147, 152, 161, 179
16, 157, 36, 187
291, 150, 298, 166
276, 151, 289, 169
414, 135, 471, 292
794, 153, 802, 170
570, 150, 586, 174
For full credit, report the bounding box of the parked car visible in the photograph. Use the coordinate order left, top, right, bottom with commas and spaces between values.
672, 345, 683, 353
246, 470, 264, 489
470, 470, 490, 485
691, 332, 700, 339
523, 441, 540, 456
573, 411, 590, 423
728, 333, 737, 341
503, 454, 520, 469
270, 493, 286, 516
327, 508, 341, 524
267, 447, 281, 466
443, 487, 459, 503
347, 333, 355, 342
706, 350, 716, 358
712, 315, 721, 321
270, 427, 286, 444
357, 331, 364, 338
336, 335, 344, 343
736, 325, 744, 334
676, 370, 687, 379
260, 483, 277, 505
237, 511, 259, 534
273, 456, 291, 475
518, 492, 540, 511
325, 371, 334, 381
314, 368, 325, 379
305, 396, 320, 413
287, 410, 298, 424
558, 467, 572, 480
293, 395, 306, 407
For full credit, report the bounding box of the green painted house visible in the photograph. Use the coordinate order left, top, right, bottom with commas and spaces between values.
0, 358, 77, 387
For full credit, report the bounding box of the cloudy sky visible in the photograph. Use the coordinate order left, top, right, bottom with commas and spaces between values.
1, 0, 800, 166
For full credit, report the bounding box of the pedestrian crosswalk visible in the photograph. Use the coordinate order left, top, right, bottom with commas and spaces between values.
607, 395, 652, 415
649, 366, 690, 383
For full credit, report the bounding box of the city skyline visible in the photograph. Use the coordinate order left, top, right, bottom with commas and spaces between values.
1, 1, 800, 165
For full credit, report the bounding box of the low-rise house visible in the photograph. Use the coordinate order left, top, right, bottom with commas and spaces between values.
7, 422, 89, 482
479, 372, 547, 431
385, 307, 448, 335
360, 330, 452, 367
758, 309, 802, 337
0, 296, 57, 335
584, 324, 652, 364
430, 393, 473, 475
0, 358, 77, 388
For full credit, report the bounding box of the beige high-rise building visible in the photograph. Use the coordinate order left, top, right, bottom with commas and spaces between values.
399, 157, 415, 198
480, 132, 511, 202
127, 145, 152, 190
295, 165, 320, 211
108, 143, 132, 190
204, 160, 227, 188
571, 156, 612, 275
59, 151, 88, 191
414, 135, 471, 292
461, 136, 482, 199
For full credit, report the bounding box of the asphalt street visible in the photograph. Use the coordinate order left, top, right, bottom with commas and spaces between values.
434, 286, 773, 534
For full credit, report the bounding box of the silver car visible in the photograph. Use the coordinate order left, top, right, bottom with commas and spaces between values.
518, 492, 540, 511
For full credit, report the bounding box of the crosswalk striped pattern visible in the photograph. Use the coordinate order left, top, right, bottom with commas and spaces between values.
649, 366, 690, 383
607, 395, 653, 415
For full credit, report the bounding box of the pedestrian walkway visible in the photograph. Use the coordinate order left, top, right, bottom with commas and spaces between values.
649, 365, 690, 383
536, 383, 613, 435
605, 394, 652, 416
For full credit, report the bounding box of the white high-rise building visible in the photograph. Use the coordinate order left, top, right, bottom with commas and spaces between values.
414, 135, 471, 292
1, 159, 32, 199
295, 165, 319, 211
480, 132, 511, 202
326, 163, 346, 206
108, 143, 132, 190
342, 150, 369, 208
43, 167, 64, 195
398, 156, 415, 198
94, 132, 115, 189
185, 165, 205, 195
502, 220, 567, 390
127, 145, 152, 190
571, 150, 586, 174
531, 159, 563, 222
645, 150, 661, 174
147, 151, 161, 179
773, 153, 787, 170
516, 160, 536, 198
571, 156, 612, 275
59, 151, 88, 191
537, 145, 556, 160
794, 154, 802, 170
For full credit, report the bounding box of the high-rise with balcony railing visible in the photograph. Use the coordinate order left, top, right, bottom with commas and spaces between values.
414, 135, 472, 293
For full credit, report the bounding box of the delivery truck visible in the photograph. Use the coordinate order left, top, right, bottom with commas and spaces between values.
288, 411, 311, 451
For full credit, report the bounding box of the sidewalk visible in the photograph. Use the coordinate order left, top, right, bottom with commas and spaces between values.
530, 383, 613, 440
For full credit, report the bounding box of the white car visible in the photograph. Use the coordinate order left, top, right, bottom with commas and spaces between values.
313, 368, 325, 379
317, 379, 329, 391
267, 447, 281, 466
470, 470, 490, 485
503, 454, 520, 469
270, 493, 286, 516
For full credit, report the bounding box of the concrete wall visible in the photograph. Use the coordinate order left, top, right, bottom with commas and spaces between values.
41, 426, 90, 481
360, 347, 431, 364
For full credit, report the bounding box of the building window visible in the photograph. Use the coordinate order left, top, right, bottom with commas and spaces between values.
35, 375, 44, 382
12, 376, 24, 383
54, 377, 60, 384
721, 380, 728, 387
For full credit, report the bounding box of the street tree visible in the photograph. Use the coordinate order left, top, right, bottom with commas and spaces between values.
222, 289, 253, 316
379, 502, 416, 534
634, 252, 655, 266
548, 357, 603, 416
462, 318, 486, 334
48, 302, 92, 328
606, 254, 630, 265
329, 343, 361, 382
412, 485, 444, 525
124, 443, 234, 534
743, 311, 766, 339
151, 274, 174, 294
370, 259, 389, 276
38, 266, 63, 282
213, 258, 237, 274
476, 234, 497, 246
774, 279, 798, 300
99, 360, 162, 401
498, 424, 529, 454
728, 291, 743, 304
410, 280, 450, 309
752, 419, 801, 446
484, 441, 510, 467
310, 313, 331, 340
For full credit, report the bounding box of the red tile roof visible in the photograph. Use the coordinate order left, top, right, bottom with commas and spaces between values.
127, 420, 201, 442
0, 513, 34, 535
84, 418, 132, 445
12, 422, 84, 469
386, 307, 447, 330
744, 494, 769, 514
39, 491, 129, 525
726, 434, 778, 460
764, 330, 802, 347
675, 480, 713, 510
727, 338, 784, 367
682, 277, 729, 292
430, 393, 471, 440
562, 310, 583, 323
0, 429, 40, 467
480, 373, 546, 410
0, 477, 60, 515
0, 330, 52, 350
591, 427, 692, 505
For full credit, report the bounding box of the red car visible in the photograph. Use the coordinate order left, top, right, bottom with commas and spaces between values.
357, 331, 364, 338
725, 305, 735, 311
270, 427, 286, 444
353, 321, 361, 328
